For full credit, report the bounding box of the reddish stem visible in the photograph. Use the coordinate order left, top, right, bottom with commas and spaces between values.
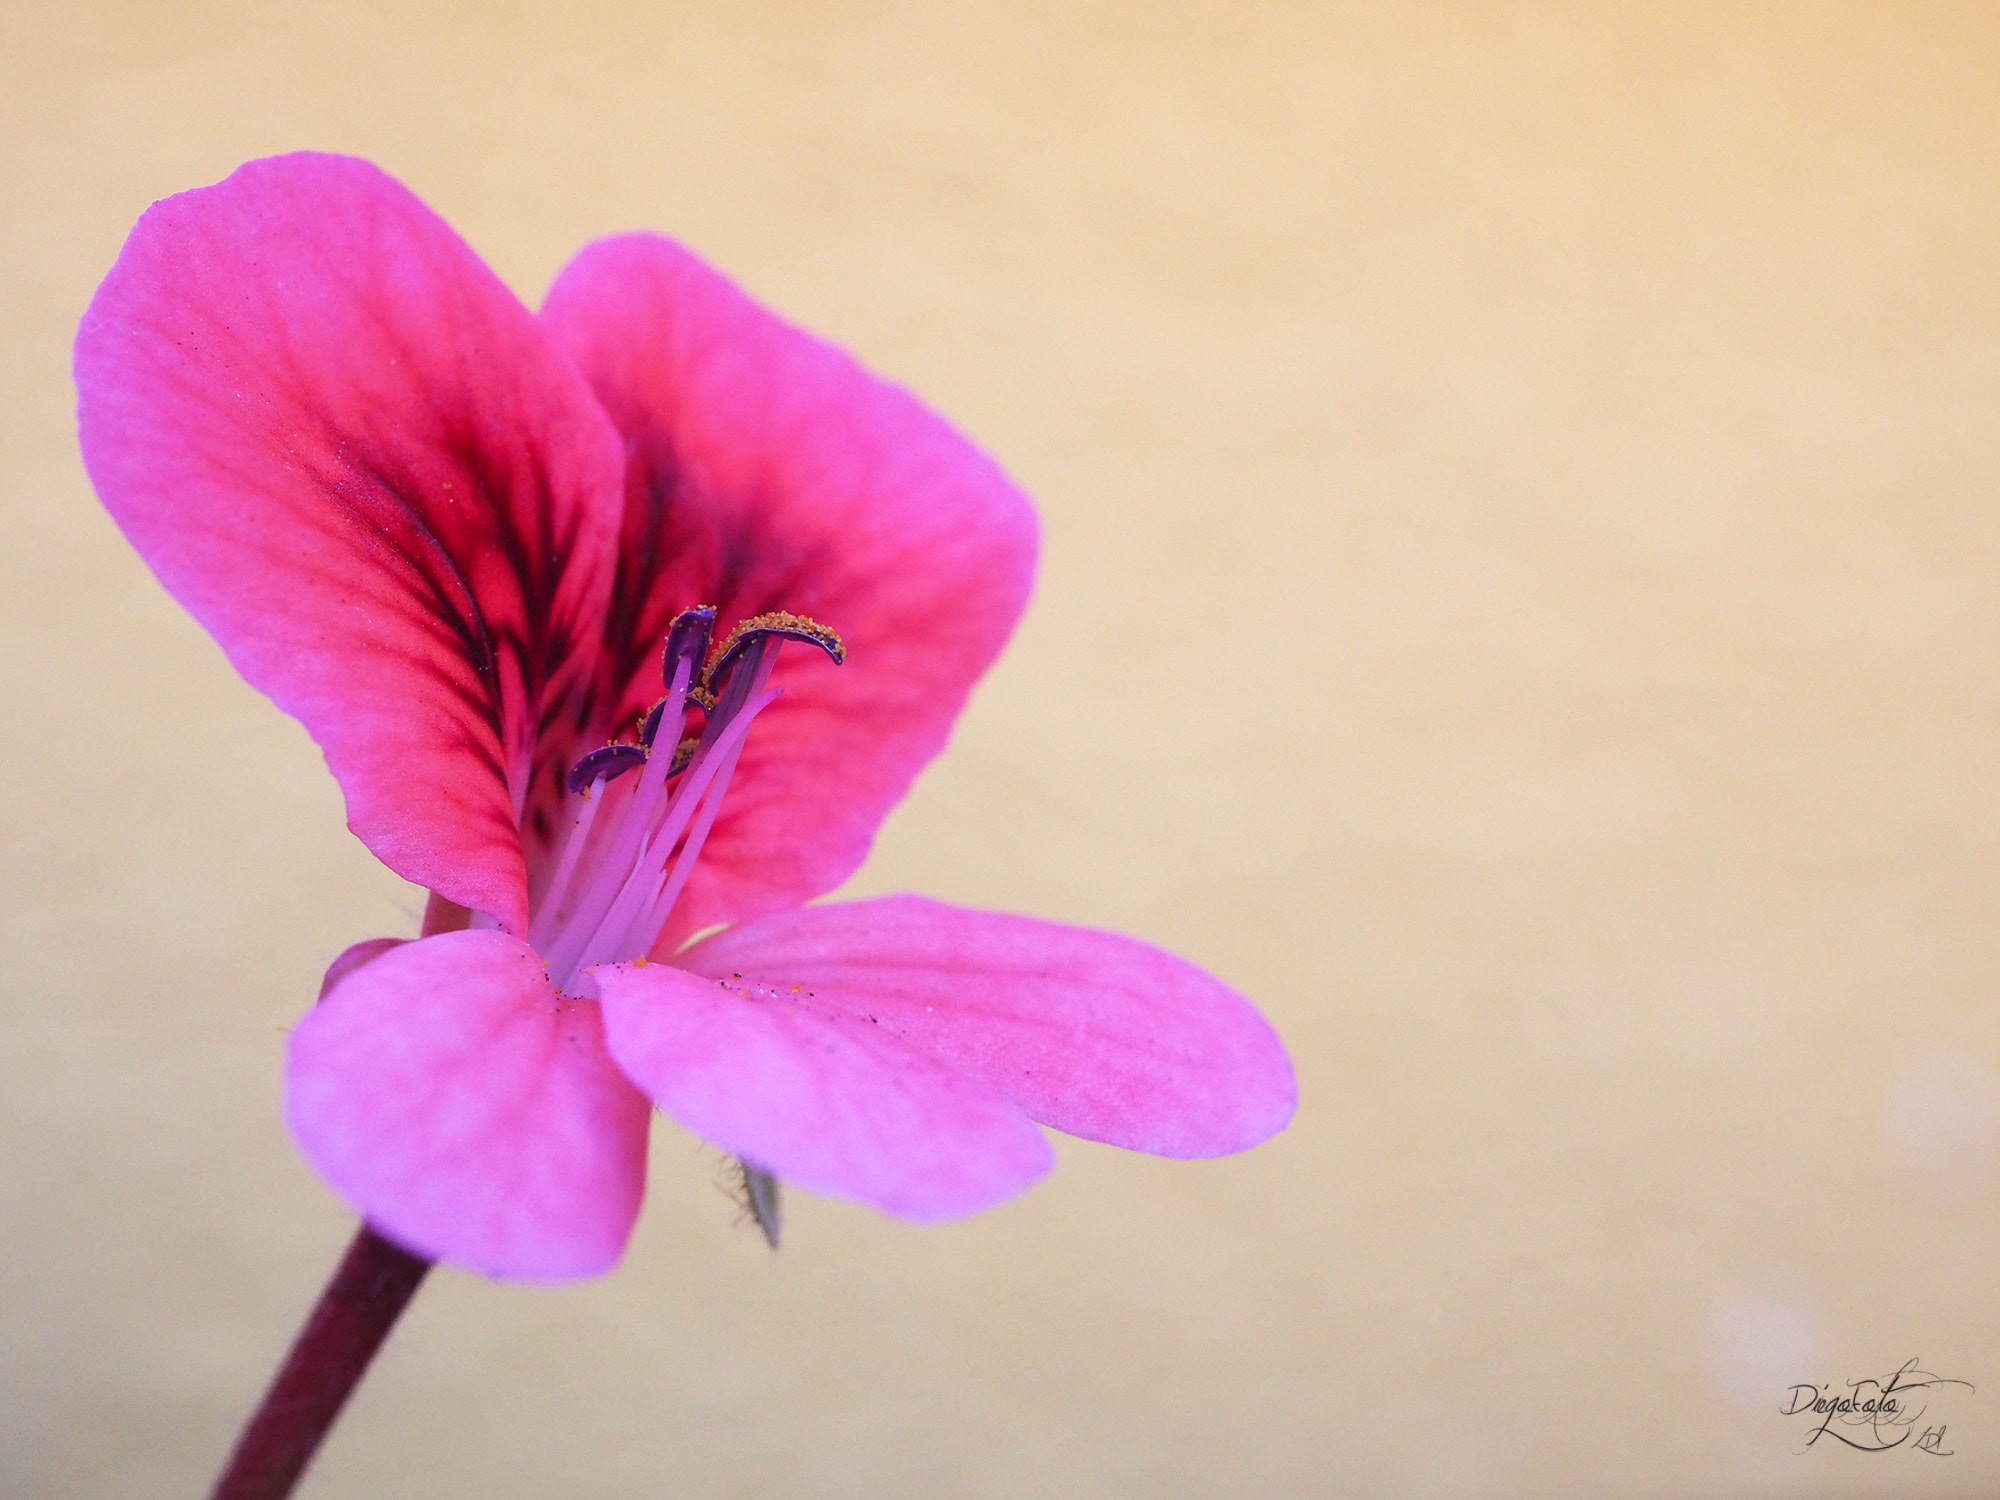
208, 1225, 432, 1500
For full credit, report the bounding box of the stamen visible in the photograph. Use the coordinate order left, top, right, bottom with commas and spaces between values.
532, 606, 845, 992
565, 743, 648, 794
572, 684, 780, 988
639, 698, 668, 748
540, 650, 699, 980
641, 607, 720, 746
705, 611, 846, 693
662, 605, 717, 686
667, 736, 701, 775
641, 699, 715, 750
526, 776, 609, 953
616, 698, 766, 957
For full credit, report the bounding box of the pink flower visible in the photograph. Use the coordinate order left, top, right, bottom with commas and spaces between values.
75, 154, 1295, 1282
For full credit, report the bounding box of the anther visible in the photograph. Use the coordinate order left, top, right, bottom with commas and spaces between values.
566, 742, 648, 794
638, 698, 668, 748
662, 605, 717, 688
705, 610, 846, 696
641, 689, 714, 748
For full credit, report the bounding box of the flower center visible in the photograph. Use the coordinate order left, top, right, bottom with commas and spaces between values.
529, 606, 844, 993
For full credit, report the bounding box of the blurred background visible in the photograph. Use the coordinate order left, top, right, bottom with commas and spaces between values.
3, 2, 1997, 1496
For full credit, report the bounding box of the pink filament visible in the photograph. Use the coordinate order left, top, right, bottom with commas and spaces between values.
535, 652, 696, 980
548, 683, 777, 989
606, 700, 760, 963
525, 776, 608, 955
522, 633, 810, 994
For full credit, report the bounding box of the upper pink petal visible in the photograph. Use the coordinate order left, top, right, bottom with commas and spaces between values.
677, 896, 1296, 1158
288, 929, 650, 1281
594, 959, 1053, 1221
75, 154, 627, 933
538, 237, 1038, 946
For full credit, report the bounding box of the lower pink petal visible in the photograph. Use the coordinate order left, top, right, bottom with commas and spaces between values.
594, 960, 1053, 1221
287, 930, 649, 1281
677, 896, 1296, 1158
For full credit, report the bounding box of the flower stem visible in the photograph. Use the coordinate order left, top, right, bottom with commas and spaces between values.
208, 1225, 431, 1500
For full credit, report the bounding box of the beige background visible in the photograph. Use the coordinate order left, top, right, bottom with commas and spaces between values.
4, 2, 1997, 1496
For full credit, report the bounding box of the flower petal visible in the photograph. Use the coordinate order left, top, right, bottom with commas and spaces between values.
538, 237, 1038, 945
316, 936, 406, 1000
677, 896, 1296, 1157
76, 154, 627, 933
594, 959, 1053, 1221
287, 929, 649, 1281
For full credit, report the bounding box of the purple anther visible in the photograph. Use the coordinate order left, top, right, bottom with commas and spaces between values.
666, 734, 702, 775
706, 610, 846, 697
639, 698, 668, 748
661, 605, 717, 689
641, 685, 712, 748
566, 742, 649, 795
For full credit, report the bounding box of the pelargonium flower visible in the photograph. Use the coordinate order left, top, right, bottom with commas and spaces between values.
75, 153, 1294, 1283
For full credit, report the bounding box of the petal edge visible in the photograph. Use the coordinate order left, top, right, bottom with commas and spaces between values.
678, 895, 1298, 1158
